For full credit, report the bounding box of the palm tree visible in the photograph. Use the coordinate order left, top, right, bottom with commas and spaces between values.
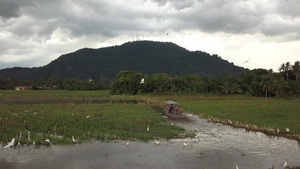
260, 71, 275, 98
278, 63, 285, 79
284, 62, 291, 80
292, 61, 300, 85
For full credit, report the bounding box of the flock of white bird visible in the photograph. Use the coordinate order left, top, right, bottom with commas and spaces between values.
1, 125, 293, 169
2, 129, 77, 149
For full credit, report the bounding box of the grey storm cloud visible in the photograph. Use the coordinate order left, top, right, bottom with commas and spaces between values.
1, 0, 300, 70
1, 0, 299, 39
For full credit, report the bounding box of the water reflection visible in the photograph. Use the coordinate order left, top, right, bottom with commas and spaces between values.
174, 113, 300, 168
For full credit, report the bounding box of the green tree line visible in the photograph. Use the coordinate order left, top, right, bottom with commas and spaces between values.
0, 76, 111, 91
111, 61, 300, 98
1, 61, 299, 98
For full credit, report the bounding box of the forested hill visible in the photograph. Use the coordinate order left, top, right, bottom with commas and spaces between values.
0, 41, 244, 80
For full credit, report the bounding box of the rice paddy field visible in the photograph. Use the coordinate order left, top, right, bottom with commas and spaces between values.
0, 90, 186, 146
1, 91, 300, 147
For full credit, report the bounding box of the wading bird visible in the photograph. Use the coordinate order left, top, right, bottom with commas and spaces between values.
235, 162, 239, 169
126, 141, 130, 151
45, 139, 51, 144
283, 160, 288, 168
140, 78, 144, 84
155, 139, 160, 145
154, 139, 160, 151
72, 136, 76, 143
28, 131, 31, 141
18, 131, 22, 146
3, 138, 15, 149
147, 125, 150, 132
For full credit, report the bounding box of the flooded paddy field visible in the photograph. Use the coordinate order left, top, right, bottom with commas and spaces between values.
1, 114, 299, 169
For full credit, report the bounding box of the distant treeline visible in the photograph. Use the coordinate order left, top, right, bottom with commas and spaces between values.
1, 61, 299, 98
0, 76, 111, 91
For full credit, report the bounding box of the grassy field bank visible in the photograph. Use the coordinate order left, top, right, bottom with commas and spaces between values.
163, 95, 300, 140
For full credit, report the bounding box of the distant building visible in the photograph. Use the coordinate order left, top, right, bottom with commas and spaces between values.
15, 86, 31, 90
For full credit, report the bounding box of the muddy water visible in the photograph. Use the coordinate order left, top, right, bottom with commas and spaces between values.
1, 114, 299, 169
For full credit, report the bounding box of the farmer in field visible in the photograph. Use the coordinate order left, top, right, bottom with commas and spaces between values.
175, 105, 179, 114
169, 104, 174, 115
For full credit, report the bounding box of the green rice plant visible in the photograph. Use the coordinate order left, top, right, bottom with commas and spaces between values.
0, 102, 184, 145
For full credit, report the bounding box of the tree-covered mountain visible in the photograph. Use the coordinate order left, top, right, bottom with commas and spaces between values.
0, 41, 244, 80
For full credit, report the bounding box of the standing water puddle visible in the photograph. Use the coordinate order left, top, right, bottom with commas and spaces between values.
0, 113, 299, 169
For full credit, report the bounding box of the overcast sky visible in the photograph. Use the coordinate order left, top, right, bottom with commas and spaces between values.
0, 0, 299, 71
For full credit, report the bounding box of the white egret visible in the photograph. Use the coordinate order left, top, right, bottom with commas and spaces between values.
183, 142, 188, 150
171, 122, 174, 126
126, 140, 130, 151
140, 78, 144, 84
286, 128, 290, 132
126, 141, 130, 146
72, 136, 76, 143
218, 133, 222, 138
3, 138, 15, 149
45, 139, 51, 144
277, 128, 280, 133
28, 131, 31, 141
18, 131, 22, 146
154, 139, 160, 151
86, 115, 90, 119
147, 125, 150, 132
235, 162, 239, 169
283, 160, 288, 168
